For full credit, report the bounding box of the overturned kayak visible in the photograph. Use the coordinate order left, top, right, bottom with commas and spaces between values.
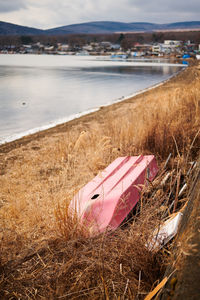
70, 155, 158, 236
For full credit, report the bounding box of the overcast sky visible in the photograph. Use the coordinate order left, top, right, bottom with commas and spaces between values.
0, 0, 199, 29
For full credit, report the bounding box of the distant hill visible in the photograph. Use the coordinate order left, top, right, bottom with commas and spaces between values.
45, 21, 159, 35
164, 21, 200, 29
0, 20, 200, 36
45, 21, 200, 35
0, 21, 44, 36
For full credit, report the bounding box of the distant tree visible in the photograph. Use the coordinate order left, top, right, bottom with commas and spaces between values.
152, 33, 164, 43
121, 36, 134, 50
1, 30, 200, 50
0, 35, 20, 48
137, 35, 144, 44
92, 36, 97, 43
118, 33, 125, 44
20, 35, 33, 45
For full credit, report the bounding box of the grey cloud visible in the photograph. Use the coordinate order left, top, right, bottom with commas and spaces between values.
0, 0, 199, 29
128, 0, 200, 14
0, 0, 27, 13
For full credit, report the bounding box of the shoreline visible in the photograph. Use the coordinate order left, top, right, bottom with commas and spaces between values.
0, 64, 186, 153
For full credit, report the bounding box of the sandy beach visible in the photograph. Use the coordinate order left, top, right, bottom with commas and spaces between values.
0, 60, 200, 299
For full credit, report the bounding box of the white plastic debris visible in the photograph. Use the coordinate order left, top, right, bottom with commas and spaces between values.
147, 212, 183, 251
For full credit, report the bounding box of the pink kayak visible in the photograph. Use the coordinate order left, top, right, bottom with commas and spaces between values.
70, 155, 158, 236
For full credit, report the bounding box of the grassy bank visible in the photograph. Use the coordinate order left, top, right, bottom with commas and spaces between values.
0, 62, 200, 299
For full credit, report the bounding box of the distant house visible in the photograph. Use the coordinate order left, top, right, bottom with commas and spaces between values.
184, 41, 198, 52
110, 44, 121, 50
44, 46, 54, 51
152, 41, 182, 55
58, 44, 69, 51
82, 45, 93, 51
22, 44, 33, 53
152, 44, 163, 54
101, 41, 112, 47
100, 41, 113, 50
164, 40, 182, 46
132, 43, 152, 54
44, 46, 55, 54
152, 44, 171, 55
32, 42, 44, 50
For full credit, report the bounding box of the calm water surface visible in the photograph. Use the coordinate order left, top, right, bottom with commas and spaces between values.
0, 54, 183, 143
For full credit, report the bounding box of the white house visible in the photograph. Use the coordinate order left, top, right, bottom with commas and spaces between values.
152, 41, 182, 54
164, 40, 182, 46
59, 44, 69, 51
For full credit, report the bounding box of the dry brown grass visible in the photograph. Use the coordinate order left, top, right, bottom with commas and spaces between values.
0, 63, 200, 299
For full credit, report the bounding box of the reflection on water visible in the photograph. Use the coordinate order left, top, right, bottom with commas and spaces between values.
0, 54, 183, 143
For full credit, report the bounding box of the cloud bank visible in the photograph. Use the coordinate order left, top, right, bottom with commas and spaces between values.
0, 0, 199, 29
0, 0, 27, 13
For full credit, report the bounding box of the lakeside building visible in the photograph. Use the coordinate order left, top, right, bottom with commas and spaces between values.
164, 40, 182, 46
152, 40, 182, 55
131, 43, 153, 56
0, 39, 199, 58
57, 44, 70, 51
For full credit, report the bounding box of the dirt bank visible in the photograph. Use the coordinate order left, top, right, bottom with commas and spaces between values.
160, 160, 200, 300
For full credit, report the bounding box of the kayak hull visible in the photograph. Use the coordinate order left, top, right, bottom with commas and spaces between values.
70, 155, 158, 236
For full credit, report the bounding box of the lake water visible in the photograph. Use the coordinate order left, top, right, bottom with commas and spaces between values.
0, 54, 184, 144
